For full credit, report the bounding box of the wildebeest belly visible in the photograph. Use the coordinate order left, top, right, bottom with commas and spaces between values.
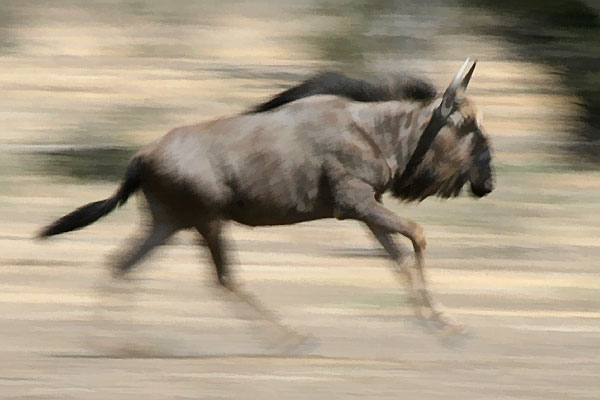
225, 200, 333, 226
223, 170, 334, 226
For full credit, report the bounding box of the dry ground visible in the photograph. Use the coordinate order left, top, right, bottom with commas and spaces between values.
1, 177, 599, 399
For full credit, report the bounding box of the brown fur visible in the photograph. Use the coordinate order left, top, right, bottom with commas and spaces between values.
38, 68, 493, 335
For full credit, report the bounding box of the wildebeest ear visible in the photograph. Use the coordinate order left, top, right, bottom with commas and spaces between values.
439, 58, 475, 118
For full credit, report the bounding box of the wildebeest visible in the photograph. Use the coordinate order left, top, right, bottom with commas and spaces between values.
38, 59, 493, 336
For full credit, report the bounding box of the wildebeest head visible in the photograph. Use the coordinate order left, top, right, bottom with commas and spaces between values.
392, 60, 494, 201
401, 101, 494, 199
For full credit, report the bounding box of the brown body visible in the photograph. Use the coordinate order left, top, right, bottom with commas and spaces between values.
38, 62, 493, 334
140, 96, 429, 228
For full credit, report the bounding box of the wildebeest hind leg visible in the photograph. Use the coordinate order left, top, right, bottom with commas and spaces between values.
197, 221, 309, 349
111, 194, 178, 277
112, 221, 176, 277
90, 216, 176, 353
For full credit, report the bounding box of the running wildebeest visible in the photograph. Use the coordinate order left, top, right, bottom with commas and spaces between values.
38, 59, 493, 336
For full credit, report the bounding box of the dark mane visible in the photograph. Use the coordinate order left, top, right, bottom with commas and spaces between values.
249, 71, 438, 114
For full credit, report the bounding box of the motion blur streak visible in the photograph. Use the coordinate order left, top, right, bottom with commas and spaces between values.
0, 1, 599, 399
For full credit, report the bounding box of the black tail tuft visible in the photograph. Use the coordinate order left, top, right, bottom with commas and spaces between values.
37, 156, 145, 238
37, 197, 120, 238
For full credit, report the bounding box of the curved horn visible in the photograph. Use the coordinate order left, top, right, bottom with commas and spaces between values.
439, 58, 472, 118
461, 60, 477, 90
449, 57, 471, 92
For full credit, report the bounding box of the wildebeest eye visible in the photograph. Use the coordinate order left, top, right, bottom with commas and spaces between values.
470, 131, 491, 163
458, 117, 478, 137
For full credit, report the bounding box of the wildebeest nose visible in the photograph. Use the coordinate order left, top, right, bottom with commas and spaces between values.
483, 178, 493, 193
471, 177, 493, 197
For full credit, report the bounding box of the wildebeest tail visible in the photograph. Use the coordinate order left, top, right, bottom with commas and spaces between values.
37, 156, 145, 238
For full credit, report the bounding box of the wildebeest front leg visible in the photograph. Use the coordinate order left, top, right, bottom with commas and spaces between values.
336, 181, 450, 326
368, 224, 447, 323
367, 224, 417, 296
366, 220, 435, 317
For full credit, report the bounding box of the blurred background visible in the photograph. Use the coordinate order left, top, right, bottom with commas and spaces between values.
0, 1, 599, 398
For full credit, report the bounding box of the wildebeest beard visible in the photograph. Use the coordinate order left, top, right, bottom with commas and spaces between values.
391, 164, 468, 202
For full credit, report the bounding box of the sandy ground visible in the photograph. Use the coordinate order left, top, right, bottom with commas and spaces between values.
1, 181, 599, 399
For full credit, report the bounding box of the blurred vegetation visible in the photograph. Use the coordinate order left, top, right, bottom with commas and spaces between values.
2, 0, 599, 183
306, 0, 438, 72
464, 0, 600, 162
29, 147, 137, 182
0, 5, 18, 54
27, 104, 170, 182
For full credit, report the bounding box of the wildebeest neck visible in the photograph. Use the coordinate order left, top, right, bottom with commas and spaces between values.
348, 100, 437, 178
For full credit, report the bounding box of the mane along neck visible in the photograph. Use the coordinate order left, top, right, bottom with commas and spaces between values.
250, 71, 438, 114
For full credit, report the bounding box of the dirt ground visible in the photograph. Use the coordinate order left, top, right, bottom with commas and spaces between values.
1, 180, 599, 399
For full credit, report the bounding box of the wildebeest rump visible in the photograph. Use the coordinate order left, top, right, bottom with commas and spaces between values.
38, 60, 493, 334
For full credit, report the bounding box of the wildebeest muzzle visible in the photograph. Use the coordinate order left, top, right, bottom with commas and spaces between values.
469, 146, 494, 197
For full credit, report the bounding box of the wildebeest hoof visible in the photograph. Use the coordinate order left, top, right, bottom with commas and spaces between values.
278, 332, 319, 355
439, 324, 472, 347
111, 267, 131, 280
